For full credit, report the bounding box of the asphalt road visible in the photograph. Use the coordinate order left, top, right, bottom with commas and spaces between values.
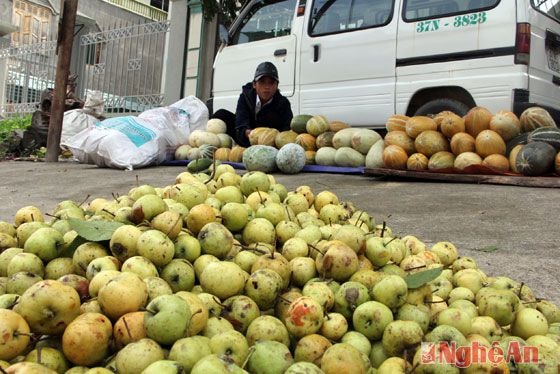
0, 160, 558, 306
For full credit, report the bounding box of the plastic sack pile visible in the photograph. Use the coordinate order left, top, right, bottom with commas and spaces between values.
63, 96, 208, 170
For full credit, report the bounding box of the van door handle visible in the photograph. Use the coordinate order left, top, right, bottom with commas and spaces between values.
274, 48, 287, 56
313, 45, 320, 62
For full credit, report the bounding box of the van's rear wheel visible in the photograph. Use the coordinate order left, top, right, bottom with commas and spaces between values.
414, 98, 471, 117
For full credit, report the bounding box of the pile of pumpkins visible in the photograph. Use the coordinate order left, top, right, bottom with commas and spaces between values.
173, 106, 560, 176
379, 106, 560, 176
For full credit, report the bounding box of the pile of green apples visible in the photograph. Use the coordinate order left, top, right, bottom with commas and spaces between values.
0, 164, 559, 374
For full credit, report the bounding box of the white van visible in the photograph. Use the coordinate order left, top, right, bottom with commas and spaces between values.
210, 0, 560, 128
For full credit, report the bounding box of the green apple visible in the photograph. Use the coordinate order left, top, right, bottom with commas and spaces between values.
381, 320, 424, 357
289, 257, 317, 287
333, 281, 370, 319
23, 227, 64, 262
511, 307, 549, 339
24, 346, 69, 373
72, 242, 109, 277
239, 171, 270, 196
0, 247, 24, 277
247, 340, 294, 374
199, 261, 246, 300
160, 259, 195, 293
140, 360, 184, 374
168, 336, 212, 372
144, 294, 191, 345
109, 224, 142, 262
202, 316, 234, 339
130, 194, 167, 224
44, 257, 74, 279
198, 222, 234, 259
14, 205, 45, 227
85, 256, 120, 281
6, 252, 44, 278
370, 274, 408, 309
143, 276, 173, 302
396, 303, 431, 334
221, 295, 260, 334
352, 300, 394, 340
115, 338, 165, 374
173, 233, 201, 262
284, 296, 324, 338
220, 203, 249, 233
97, 272, 148, 320
294, 333, 332, 366
136, 229, 175, 267
246, 315, 290, 347
320, 343, 368, 374
209, 329, 249, 366
436, 307, 473, 337
244, 268, 283, 310
6, 271, 43, 295
320, 312, 348, 341
150, 210, 183, 240
121, 255, 159, 279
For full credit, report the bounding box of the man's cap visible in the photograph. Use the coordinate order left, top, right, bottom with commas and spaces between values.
254, 61, 279, 82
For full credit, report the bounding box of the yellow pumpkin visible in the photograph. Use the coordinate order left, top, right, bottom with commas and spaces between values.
475, 129, 506, 157
295, 133, 317, 151
482, 154, 510, 172
386, 114, 409, 132
450, 132, 476, 155
384, 130, 416, 155
405, 116, 437, 139
248, 127, 268, 145
439, 112, 466, 139
464, 106, 493, 137
214, 147, 231, 161
228, 146, 246, 162
275, 130, 298, 149
258, 128, 280, 146
414, 130, 450, 157
406, 153, 429, 170
329, 121, 350, 132
489, 110, 520, 142
382, 145, 408, 169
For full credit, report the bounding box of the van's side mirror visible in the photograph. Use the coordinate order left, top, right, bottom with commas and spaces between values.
218, 24, 229, 44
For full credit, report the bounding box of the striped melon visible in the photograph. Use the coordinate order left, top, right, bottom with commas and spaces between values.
428, 151, 455, 170
407, 153, 429, 170
515, 141, 556, 176
519, 107, 557, 132
464, 106, 492, 137
527, 127, 560, 150
386, 114, 409, 132
306, 115, 330, 136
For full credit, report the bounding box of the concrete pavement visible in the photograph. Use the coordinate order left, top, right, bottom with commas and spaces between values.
0, 160, 558, 306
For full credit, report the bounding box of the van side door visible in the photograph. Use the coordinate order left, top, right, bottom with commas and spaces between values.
298, 0, 398, 127
212, 0, 298, 114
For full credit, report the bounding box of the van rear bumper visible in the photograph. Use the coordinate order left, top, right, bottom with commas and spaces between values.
513, 89, 560, 124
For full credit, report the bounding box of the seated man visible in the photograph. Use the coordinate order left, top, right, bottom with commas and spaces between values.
212, 61, 293, 147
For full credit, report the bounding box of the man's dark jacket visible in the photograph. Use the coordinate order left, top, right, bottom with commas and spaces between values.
234, 82, 293, 147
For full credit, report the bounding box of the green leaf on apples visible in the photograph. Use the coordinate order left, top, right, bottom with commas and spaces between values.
59, 235, 88, 258
67, 218, 124, 241
404, 267, 443, 289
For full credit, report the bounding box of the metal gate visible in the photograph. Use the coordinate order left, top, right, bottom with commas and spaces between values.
0, 20, 170, 117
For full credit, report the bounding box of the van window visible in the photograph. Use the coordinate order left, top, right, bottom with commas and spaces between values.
404, 0, 498, 21
231, 0, 297, 45
309, 0, 393, 36
532, 0, 560, 23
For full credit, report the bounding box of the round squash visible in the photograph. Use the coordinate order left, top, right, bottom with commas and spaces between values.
305, 150, 316, 165
315, 146, 337, 166
464, 106, 492, 137
206, 118, 227, 134
454, 152, 482, 170
428, 151, 455, 170
519, 107, 557, 133
243, 145, 278, 172
306, 115, 330, 136
515, 141, 556, 176
414, 130, 450, 157
386, 114, 409, 132
439, 112, 466, 139
275, 130, 298, 149
405, 116, 437, 139
555, 151, 560, 175
482, 154, 510, 172
508, 144, 524, 173
228, 146, 245, 162
329, 120, 350, 132
332, 128, 359, 149
193, 130, 221, 148
384, 130, 416, 155
489, 110, 520, 142
334, 147, 364, 167
258, 128, 280, 146
217, 133, 233, 148
295, 133, 317, 151
351, 129, 382, 155
214, 147, 231, 161
407, 153, 429, 171
450, 132, 476, 155
276, 143, 306, 174
315, 131, 335, 149
475, 129, 506, 157
290, 114, 313, 134
382, 145, 408, 169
